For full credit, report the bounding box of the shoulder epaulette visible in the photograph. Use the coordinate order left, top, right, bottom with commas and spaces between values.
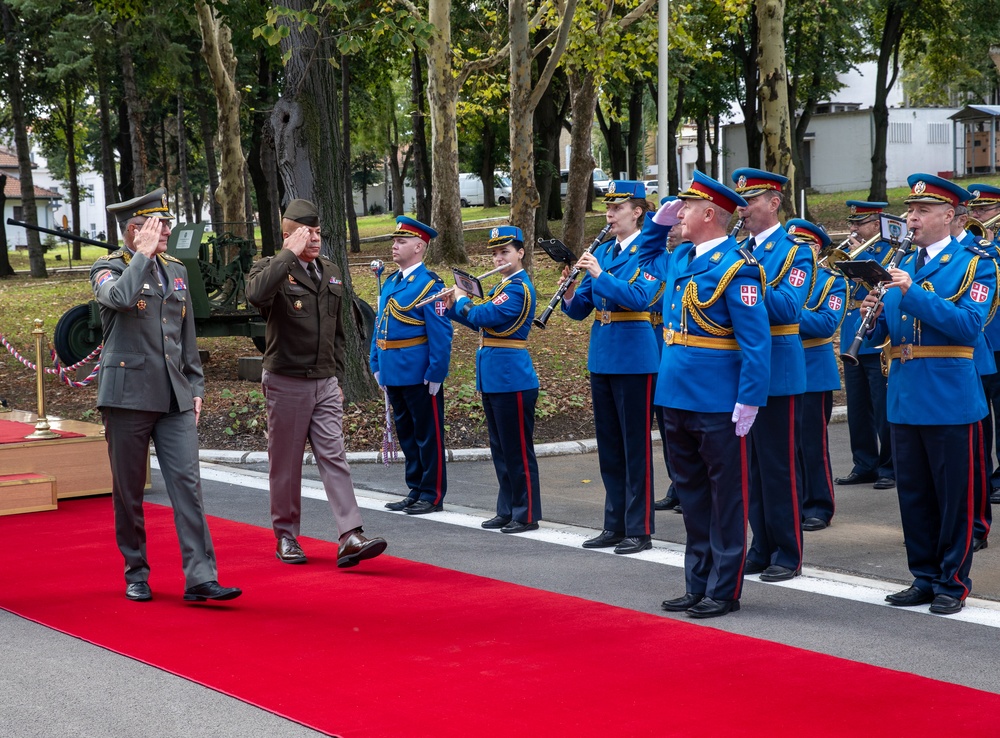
965, 241, 994, 259
101, 249, 126, 261
162, 254, 183, 264
737, 247, 757, 266
425, 270, 444, 283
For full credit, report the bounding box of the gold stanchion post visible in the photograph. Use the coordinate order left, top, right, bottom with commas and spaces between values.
25, 318, 59, 440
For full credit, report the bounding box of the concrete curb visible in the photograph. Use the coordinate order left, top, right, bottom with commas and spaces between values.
192, 405, 847, 466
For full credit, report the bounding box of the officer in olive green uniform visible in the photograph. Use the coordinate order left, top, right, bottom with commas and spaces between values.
246, 199, 387, 568
91, 188, 241, 603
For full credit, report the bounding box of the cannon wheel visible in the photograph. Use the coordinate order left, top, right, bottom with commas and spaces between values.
353, 296, 376, 345
54, 304, 100, 365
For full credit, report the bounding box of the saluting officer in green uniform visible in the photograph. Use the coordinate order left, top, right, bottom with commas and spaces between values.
91, 188, 241, 604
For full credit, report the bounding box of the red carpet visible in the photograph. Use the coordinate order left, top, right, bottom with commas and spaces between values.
0, 418, 84, 443
1, 498, 998, 737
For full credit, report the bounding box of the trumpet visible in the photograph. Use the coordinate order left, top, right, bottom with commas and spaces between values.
819, 210, 908, 268
413, 262, 511, 308
966, 212, 1000, 240
533, 223, 613, 329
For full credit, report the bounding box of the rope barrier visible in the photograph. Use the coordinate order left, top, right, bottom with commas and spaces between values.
0, 334, 102, 387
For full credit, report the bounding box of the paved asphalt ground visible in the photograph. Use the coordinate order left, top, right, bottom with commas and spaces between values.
4, 420, 1000, 737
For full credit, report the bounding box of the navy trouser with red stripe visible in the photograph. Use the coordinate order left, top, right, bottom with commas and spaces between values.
748, 394, 804, 572
973, 376, 993, 541
483, 389, 541, 524
799, 391, 835, 524
663, 408, 751, 602
891, 423, 975, 600
386, 383, 447, 504
591, 373, 655, 537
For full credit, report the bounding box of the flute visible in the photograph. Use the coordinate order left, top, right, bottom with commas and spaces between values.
413, 262, 511, 308
533, 223, 614, 329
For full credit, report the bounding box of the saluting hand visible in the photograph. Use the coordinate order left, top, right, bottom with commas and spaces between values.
282, 226, 311, 257
132, 218, 163, 259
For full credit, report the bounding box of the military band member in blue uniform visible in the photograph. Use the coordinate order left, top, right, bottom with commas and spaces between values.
864, 173, 998, 615
444, 226, 541, 534
561, 180, 662, 555
732, 168, 813, 582
637, 171, 771, 618
837, 200, 896, 490
786, 219, 848, 532
371, 217, 453, 515
969, 183, 1000, 504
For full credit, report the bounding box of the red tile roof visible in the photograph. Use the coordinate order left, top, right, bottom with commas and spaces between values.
2, 172, 61, 200
0, 148, 24, 168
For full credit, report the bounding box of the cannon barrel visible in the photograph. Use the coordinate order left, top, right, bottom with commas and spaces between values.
6, 218, 117, 251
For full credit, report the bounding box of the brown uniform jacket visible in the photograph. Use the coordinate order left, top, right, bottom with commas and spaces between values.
246, 249, 346, 381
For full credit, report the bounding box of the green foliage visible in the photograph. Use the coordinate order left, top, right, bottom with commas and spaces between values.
219, 387, 266, 436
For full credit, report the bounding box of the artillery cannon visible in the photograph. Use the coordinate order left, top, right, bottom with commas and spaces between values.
7, 219, 375, 364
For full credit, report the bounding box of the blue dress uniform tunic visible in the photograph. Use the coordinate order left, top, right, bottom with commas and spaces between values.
979, 233, 1000, 494
562, 236, 662, 538
868, 237, 998, 600
637, 216, 771, 602
744, 226, 814, 574
451, 271, 542, 525
841, 238, 896, 481
798, 266, 848, 525
369, 263, 454, 505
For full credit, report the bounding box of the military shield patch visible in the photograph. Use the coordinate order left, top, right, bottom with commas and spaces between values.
788, 268, 806, 287
741, 285, 758, 306
828, 295, 843, 311
971, 282, 990, 303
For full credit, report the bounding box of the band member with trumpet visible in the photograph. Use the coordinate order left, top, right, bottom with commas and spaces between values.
637, 170, 770, 618
443, 226, 541, 534
786, 219, 848, 532
968, 183, 1000, 503
371, 216, 453, 515
732, 168, 813, 583
837, 200, 896, 490
863, 173, 997, 615
561, 180, 662, 555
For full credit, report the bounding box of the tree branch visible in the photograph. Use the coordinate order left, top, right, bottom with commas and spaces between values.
620, 0, 656, 28
458, 43, 510, 85
394, 0, 423, 23
529, 0, 579, 111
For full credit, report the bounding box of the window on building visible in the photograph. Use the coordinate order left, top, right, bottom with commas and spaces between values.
13, 206, 22, 221
89, 193, 95, 204
927, 123, 950, 144
889, 122, 912, 144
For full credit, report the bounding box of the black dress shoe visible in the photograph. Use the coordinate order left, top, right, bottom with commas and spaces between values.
673, 503, 684, 515
973, 537, 988, 552
743, 560, 767, 575
614, 535, 652, 555
802, 517, 828, 531
687, 597, 740, 618
661, 593, 703, 612
125, 582, 152, 602
873, 477, 896, 490
885, 585, 934, 607
990, 488, 1000, 504
385, 497, 418, 511
654, 496, 680, 511
834, 471, 877, 485
760, 565, 800, 582
183, 581, 242, 602
929, 594, 965, 615
337, 529, 388, 568
276, 537, 307, 564
404, 500, 443, 515
482, 515, 512, 529
582, 530, 625, 549
501, 520, 539, 534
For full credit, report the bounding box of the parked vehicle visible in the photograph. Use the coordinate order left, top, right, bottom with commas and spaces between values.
559, 168, 612, 198
644, 179, 659, 197
459, 173, 512, 207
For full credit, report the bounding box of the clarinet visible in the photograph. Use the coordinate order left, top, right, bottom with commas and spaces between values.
533, 223, 613, 329
840, 232, 914, 366
729, 217, 746, 240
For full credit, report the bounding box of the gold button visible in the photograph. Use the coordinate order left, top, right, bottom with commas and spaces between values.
162, 318, 167, 324
902, 315, 908, 321
119, 361, 125, 367
675, 285, 680, 291
670, 304, 675, 309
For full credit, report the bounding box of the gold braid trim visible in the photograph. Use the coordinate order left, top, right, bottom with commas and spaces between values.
485, 282, 533, 338
805, 275, 836, 312
648, 281, 666, 307
681, 260, 745, 336
626, 267, 642, 285
385, 280, 438, 326
768, 246, 796, 287
989, 260, 1000, 326
936, 256, 978, 302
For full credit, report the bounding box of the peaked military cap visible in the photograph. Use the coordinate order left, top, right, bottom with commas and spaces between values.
904, 173, 970, 208
785, 218, 831, 249
967, 183, 1000, 207
393, 216, 437, 243
731, 168, 788, 198
604, 180, 646, 203
845, 200, 888, 222
107, 187, 174, 224
282, 199, 320, 227
487, 225, 524, 248
678, 170, 747, 214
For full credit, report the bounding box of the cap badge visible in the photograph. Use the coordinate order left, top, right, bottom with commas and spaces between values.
914, 181, 926, 194
737, 175, 747, 188
161, 193, 168, 208
491, 227, 499, 238
973, 190, 981, 198
608, 181, 616, 194
850, 205, 858, 214
788, 226, 797, 234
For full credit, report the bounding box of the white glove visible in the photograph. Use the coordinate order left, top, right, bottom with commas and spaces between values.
731, 403, 759, 437
374, 371, 383, 388
424, 379, 441, 396
652, 198, 684, 227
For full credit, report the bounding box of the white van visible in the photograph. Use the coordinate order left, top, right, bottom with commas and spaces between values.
559, 168, 612, 198
459, 173, 512, 207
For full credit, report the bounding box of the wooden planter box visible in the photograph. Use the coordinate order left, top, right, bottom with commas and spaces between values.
0, 473, 57, 516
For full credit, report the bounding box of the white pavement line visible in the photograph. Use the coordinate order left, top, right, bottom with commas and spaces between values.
187, 460, 1000, 628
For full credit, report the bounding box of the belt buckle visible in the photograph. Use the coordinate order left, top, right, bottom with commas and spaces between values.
600, 310, 611, 325
664, 328, 674, 345
377, 339, 386, 350
900, 344, 912, 363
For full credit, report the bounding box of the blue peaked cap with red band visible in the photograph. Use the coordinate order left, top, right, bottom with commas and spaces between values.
393, 215, 438, 243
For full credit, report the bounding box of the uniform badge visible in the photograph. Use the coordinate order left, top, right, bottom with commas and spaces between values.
764, 241, 775, 251
737, 175, 747, 189
408, 275, 415, 282
491, 227, 500, 238
329, 276, 342, 285
294, 299, 303, 310
643, 272, 657, 281
787, 226, 798, 235
740, 285, 758, 306
96, 270, 114, 287
630, 245, 637, 254
173, 277, 187, 291
608, 181, 617, 194
492, 292, 510, 305
940, 254, 951, 264
914, 181, 926, 194
828, 294, 843, 311
973, 190, 981, 199
182, 305, 186, 319
850, 205, 858, 215
788, 267, 807, 287
711, 252, 723, 262
434, 300, 448, 315
136, 299, 146, 311
971, 282, 990, 303
288, 275, 297, 284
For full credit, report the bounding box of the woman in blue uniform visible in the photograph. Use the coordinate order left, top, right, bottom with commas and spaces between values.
785, 219, 848, 532
561, 180, 662, 555
446, 226, 542, 534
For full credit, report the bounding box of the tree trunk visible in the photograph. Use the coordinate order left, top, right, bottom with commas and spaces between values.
116, 95, 134, 202
118, 25, 147, 195
626, 80, 643, 179
711, 116, 721, 178
1, 2, 44, 277
255, 116, 282, 256
425, 0, 466, 264
869, 2, 905, 202
563, 70, 599, 254
341, 54, 361, 253
696, 117, 707, 175
196, 0, 249, 250
177, 93, 195, 224
410, 45, 431, 222
509, 0, 540, 269
532, 69, 566, 239
479, 117, 497, 209
63, 88, 82, 260
160, 116, 170, 198
387, 99, 410, 217
596, 102, 627, 180
756, 0, 795, 219
272, 2, 377, 402
0, 174, 12, 277
738, 4, 763, 169
96, 64, 119, 244
191, 62, 222, 226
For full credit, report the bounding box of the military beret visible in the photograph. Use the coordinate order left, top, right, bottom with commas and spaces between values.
106, 188, 174, 224
282, 199, 320, 227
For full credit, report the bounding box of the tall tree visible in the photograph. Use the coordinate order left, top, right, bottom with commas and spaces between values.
756, 0, 795, 218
